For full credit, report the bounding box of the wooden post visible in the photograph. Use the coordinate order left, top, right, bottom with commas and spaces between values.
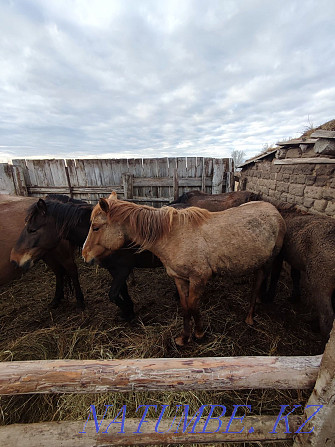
64, 165, 73, 198
212, 159, 225, 194
11, 164, 28, 196
293, 321, 335, 447
173, 167, 179, 200
0, 355, 321, 395
122, 173, 133, 200
201, 157, 206, 192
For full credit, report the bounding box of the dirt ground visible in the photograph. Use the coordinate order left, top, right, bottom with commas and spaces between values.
0, 254, 325, 447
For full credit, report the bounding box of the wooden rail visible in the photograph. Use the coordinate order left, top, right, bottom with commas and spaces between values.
0, 324, 334, 447
0, 416, 303, 446
0, 355, 321, 395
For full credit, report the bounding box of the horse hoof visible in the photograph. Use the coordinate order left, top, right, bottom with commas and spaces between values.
49, 300, 60, 309
245, 316, 254, 326
194, 330, 205, 340
175, 336, 189, 346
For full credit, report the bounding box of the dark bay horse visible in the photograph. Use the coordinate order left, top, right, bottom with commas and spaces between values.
266, 205, 335, 339
10, 195, 162, 319
168, 190, 260, 211
1, 194, 85, 309
83, 195, 286, 345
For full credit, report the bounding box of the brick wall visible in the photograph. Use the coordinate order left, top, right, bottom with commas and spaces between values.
240, 155, 335, 217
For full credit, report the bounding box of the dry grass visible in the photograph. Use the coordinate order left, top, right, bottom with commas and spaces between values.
0, 257, 324, 446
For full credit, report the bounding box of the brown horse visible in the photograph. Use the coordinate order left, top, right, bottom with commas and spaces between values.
266, 205, 335, 339
168, 190, 260, 211
1, 194, 85, 309
83, 194, 286, 345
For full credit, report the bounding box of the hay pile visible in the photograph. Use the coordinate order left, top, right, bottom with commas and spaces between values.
0, 256, 324, 447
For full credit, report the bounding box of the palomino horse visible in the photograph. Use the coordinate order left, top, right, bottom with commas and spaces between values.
83, 194, 286, 345
169, 190, 260, 211
10, 194, 162, 319
1, 194, 84, 309
265, 205, 335, 339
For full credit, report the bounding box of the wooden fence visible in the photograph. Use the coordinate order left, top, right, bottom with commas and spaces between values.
0, 157, 234, 205
0, 322, 334, 446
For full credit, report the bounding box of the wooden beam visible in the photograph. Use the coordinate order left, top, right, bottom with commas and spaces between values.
274, 158, 335, 165
311, 130, 335, 139
132, 177, 212, 187
293, 321, 335, 446
277, 139, 317, 146
27, 186, 124, 195
0, 356, 321, 396
0, 416, 303, 446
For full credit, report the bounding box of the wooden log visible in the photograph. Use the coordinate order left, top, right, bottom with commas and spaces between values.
274, 158, 335, 165
0, 415, 303, 446
0, 355, 321, 395
293, 321, 335, 446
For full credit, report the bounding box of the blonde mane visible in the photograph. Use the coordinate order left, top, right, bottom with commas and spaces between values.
92, 200, 210, 249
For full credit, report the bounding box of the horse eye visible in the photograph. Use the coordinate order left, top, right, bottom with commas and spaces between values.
28, 228, 37, 234
92, 227, 100, 232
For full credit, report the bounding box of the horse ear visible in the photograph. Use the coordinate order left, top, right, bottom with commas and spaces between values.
37, 198, 47, 215
99, 198, 110, 214
108, 191, 118, 201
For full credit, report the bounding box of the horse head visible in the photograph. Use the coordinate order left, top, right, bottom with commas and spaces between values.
82, 193, 124, 264
10, 198, 60, 270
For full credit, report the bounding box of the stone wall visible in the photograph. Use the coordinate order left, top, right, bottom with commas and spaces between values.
240, 154, 335, 217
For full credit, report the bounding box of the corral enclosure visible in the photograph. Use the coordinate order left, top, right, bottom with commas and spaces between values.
0, 157, 234, 205
0, 153, 334, 446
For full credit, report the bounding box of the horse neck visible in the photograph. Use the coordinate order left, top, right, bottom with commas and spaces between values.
46, 202, 92, 246
109, 202, 173, 253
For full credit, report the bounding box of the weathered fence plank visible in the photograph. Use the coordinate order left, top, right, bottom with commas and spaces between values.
0, 157, 233, 204
0, 355, 321, 395
0, 164, 16, 195
0, 415, 303, 447
293, 321, 335, 447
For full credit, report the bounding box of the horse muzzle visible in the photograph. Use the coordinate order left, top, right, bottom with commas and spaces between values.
10, 250, 34, 272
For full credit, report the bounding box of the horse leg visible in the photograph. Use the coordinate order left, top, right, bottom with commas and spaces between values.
289, 268, 301, 303
188, 279, 207, 340
262, 251, 284, 303
55, 245, 85, 310
309, 279, 334, 341
174, 277, 192, 346
245, 269, 265, 325
43, 254, 65, 308
105, 266, 135, 320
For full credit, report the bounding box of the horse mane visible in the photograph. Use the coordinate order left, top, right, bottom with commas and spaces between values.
93, 199, 210, 250
27, 199, 93, 238
45, 194, 88, 205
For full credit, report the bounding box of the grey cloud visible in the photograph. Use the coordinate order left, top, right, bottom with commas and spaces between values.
0, 0, 334, 161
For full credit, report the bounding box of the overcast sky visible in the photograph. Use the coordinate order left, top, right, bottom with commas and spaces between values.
1, 0, 334, 162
